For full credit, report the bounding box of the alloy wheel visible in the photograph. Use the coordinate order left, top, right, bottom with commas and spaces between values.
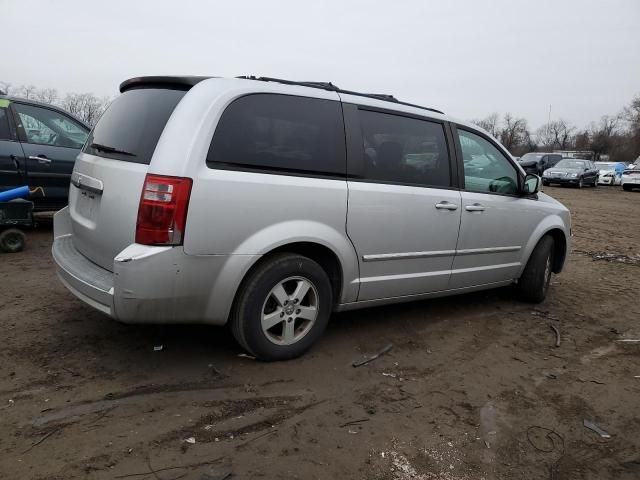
261, 276, 319, 346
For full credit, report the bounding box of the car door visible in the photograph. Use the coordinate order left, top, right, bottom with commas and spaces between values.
12, 102, 89, 207
449, 126, 545, 289
0, 100, 26, 191
344, 105, 461, 301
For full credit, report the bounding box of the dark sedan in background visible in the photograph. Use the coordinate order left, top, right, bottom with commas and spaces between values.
518, 152, 563, 175
542, 158, 599, 188
0, 95, 89, 211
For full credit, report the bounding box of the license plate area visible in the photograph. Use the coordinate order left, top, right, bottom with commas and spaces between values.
75, 187, 99, 220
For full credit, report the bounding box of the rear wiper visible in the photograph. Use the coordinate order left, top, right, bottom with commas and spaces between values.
90, 142, 136, 156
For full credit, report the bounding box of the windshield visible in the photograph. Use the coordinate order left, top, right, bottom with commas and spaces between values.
556, 159, 586, 169
595, 162, 615, 171
520, 153, 543, 162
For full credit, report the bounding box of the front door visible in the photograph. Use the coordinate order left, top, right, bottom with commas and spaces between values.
450, 127, 542, 289
346, 107, 461, 301
12, 102, 88, 208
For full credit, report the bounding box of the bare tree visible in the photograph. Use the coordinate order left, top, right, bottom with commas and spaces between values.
14, 84, 39, 99
589, 115, 621, 156
536, 119, 575, 149
471, 113, 500, 137
61, 92, 110, 126
34, 88, 59, 105
0, 81, 11, 95
499, 113, 530, 152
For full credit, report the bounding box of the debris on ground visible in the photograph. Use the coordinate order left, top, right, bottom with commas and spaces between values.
583, 419, 611, 439
352, 344, 393, 367
183, 437, 196, 444
153, 345, 164, 352
237, 353, 256, 360
549, 323, 561, 347
574, 249, 640, 266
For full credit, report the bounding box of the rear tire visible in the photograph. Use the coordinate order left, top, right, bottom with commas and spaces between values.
517, 235, 554, 304
230, 253, 333, 361
593, 177, 598, 187
0, 228, 26, 253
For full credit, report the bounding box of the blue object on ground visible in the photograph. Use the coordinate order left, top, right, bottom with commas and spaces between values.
0, 185, 30, 202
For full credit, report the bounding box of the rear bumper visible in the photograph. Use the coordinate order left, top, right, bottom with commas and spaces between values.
53, 234, 115, 315
52, 207, 259, 325
597, 176, 615, 184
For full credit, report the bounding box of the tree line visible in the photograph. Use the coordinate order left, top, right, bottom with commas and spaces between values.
2, 80, 639, 162
0, 81, 110, 127
471, 94, 640, 161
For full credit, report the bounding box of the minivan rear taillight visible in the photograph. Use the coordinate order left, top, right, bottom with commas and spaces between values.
135, 174, 193, 246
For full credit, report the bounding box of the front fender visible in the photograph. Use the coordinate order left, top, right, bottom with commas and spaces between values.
519, 215, 570, 276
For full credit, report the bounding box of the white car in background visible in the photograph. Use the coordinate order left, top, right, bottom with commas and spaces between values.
595, 162, 624, 185
622, 167, 640, 191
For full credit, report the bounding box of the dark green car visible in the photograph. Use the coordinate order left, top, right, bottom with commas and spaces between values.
0, 95, 90, 211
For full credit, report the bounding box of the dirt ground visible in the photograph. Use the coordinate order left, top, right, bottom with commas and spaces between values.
1, 185, 639, 480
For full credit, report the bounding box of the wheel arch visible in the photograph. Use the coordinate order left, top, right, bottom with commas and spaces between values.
520, 220, 569, 276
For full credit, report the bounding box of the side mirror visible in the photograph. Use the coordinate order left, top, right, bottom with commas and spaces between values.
523, 174, 540, 195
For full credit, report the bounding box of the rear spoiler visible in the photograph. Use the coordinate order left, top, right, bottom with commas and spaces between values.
119, 76, 214, 93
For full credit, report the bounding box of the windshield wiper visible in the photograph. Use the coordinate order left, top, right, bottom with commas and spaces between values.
90, 142, 136, 156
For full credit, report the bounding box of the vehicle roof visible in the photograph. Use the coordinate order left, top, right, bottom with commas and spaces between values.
119, 75, 484, 135
0, 94, 90, 129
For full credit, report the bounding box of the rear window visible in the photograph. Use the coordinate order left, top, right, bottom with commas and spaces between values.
83, 88, 186, 164
207, 94, 346, 176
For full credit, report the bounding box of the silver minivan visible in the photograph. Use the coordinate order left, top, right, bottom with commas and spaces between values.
53, 76, 571, 360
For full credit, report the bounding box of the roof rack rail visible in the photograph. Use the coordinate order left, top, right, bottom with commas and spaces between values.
237, 76, 444, 115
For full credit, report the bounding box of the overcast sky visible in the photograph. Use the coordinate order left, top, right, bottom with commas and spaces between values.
4, 0, 639, 129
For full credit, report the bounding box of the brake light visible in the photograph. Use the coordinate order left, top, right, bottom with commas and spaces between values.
135, 174, 193, 245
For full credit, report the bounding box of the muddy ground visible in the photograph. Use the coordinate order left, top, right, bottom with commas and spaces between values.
1, 185, 639, 480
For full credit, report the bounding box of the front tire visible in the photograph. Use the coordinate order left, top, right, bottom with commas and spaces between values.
577, 177, 584, 189
230, 253, 333, 361
517, 235, 554, 303
623, 184, 631, 191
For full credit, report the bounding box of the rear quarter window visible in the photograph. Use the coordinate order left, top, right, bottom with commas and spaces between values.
83, 88, 186, 164
207, 94, 346, 176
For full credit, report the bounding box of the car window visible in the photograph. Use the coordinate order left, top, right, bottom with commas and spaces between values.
207, 94, 346, 176
358, 109, 450, 187
14, 103, 88, 148
457, 128, 518, 195
0, 107, 11, 140
84, 88, 185, 164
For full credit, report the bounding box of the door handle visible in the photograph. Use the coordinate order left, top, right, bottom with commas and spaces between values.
29, 155, 51, 164
435, 201, 458, 211
465, 203, 485, 212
